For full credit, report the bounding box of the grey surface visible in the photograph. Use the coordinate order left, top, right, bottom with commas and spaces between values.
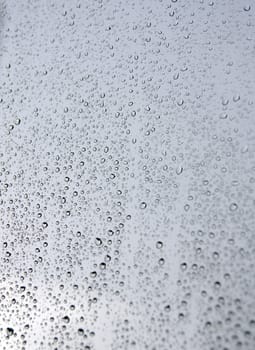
0, 0, 255, 349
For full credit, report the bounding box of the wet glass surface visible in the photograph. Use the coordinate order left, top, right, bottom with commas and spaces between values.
0, 1, 255, 349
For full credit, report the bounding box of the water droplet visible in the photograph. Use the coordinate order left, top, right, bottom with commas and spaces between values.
156, 241, 163, 249
140, 202, 147, 209
243, 5, 251, 11
62, 316, 70, 324
176, 166, 183, 175
229, 203, 238, 211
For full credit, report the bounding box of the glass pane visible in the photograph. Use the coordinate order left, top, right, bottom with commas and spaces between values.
0, 1, 254, 349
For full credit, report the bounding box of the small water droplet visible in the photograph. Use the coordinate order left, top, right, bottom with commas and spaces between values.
243, 5, 251, 11
229, 203, 238, 211
140, 202, 147, 209
176, 166, 183, 175
156, 241, 163, 249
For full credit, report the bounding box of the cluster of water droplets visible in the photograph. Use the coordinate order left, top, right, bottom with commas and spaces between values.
0, 0, 254, 349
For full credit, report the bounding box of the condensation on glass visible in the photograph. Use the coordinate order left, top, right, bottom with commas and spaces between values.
0, 1, 254, 349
